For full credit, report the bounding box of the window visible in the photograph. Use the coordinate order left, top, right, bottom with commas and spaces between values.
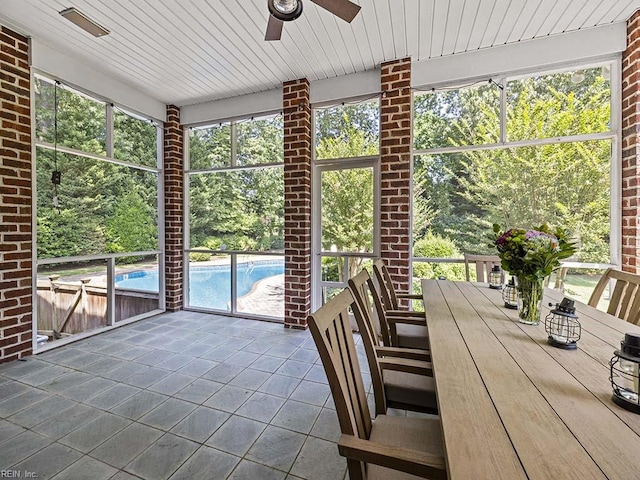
412, 63, 616, 302
313, 100, 380, 306
34, 75, 162, 344
35, 77, 106, 155
186, 114, 285, 319
315, 100, 380, 159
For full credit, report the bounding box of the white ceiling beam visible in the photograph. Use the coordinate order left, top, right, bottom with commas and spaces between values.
310, 69, 380, 105
31, 38, 166, 121
181, 69, 381, 126
176, 21, 628, 126
180, 88, 283, 126
412, 22, 627, 88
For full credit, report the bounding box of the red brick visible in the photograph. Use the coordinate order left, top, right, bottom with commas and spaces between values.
0, 26, 32, 363
283, 79, 311, 329
623, 13, 640, 274
379, 58, 412, 303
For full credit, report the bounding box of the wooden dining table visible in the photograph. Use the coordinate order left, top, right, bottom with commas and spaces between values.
421, 279, 640, 480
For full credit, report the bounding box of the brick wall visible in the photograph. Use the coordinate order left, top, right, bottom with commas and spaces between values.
283, 79, 312, 329
380, 58, 412, 299
0, 27, 32, 362
622, 11, 640, 274
164, 105, 184, 311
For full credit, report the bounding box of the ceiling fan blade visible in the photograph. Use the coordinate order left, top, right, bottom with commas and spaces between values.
310, 0, 361, 22
265, 15, 283, 41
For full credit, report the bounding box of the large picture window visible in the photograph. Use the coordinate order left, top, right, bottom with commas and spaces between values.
412, 64, 616, 302
34, 76, 162, 346
186, 114, 284, 319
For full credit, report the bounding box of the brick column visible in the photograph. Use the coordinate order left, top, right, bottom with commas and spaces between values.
622, 11, 640, 274
164, 105, 184, 311
0, 27, 32, 362
380, 58, 412, 299
283, 79, 312, 329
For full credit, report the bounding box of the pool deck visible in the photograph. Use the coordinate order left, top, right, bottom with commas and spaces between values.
238, 274, 285, 318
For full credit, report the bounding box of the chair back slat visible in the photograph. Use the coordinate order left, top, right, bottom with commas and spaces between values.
464, 254, 501, 283
373, 259, 398, 310
589, 268, 640, 324
348, 271, 388, 416
628, 292, 640, 325
618, 282, 637, 320
349, 269, 391, 347
307, 288, 373, 443
608, 280, 627, 317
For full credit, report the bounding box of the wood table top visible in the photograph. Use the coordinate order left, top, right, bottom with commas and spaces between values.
421, 279, 640, 480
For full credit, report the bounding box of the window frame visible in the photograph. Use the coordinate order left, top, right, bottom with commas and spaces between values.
183, 113, 285, 321
32, 72, 165, 351
411, 58, 622, 273
311, 97, 382, 311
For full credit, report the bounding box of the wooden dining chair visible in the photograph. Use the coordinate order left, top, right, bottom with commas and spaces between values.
463, 254, 502, 282
588, 268, 640, 325
352, 268, 429, 350
307, 288, 447, 480
348, 271, 437, 416
372, 259, 425, 317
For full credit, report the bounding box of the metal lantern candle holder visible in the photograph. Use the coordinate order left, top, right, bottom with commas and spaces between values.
489, 265, 503, 289
610, 333, 640, 414
502, 278, 518, 309
544, 298, 580, 349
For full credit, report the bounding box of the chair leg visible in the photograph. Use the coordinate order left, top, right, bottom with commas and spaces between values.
346, 458, 366, 480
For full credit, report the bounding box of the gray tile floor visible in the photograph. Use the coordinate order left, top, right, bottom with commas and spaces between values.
0, 311, 369, 480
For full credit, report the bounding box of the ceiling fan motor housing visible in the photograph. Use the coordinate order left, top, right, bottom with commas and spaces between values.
268, 0, 304, 22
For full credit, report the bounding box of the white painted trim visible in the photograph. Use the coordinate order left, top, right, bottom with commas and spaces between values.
414, 132, 616, 156
31, 39, 165, 121
36, 141, 161, 173
412, 23, 627, 90
182, 70, 380, 127
181, 88, 283, 126
610, 55, 623, 269
30, 57, 38, 355
310, 69, 380, 106
180, 22, 627, 128
157, 124, 167, 311
182, 125, 190, 309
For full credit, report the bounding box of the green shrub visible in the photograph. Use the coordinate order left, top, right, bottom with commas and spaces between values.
189, 247, 211, 262
203, 235, 259, 253
413, 231, 466, 281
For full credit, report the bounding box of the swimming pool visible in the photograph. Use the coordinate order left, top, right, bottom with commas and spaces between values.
115, 260, 285, 311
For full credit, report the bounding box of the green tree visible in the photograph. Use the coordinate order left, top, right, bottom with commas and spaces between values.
317, 120, 377, 277
187, 117, 284, 252
457, 74, 610, 261
106, 191, 158, 261
35, 78, 159, 261
413, 68, 611, 262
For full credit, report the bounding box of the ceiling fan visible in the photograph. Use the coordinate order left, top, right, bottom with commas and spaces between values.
265, 0, 361, 41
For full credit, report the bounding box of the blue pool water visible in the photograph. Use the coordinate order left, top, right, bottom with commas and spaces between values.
115, 260, 284, 310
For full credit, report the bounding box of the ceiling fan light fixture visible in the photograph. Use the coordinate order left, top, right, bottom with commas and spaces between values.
268, 0, 303, 22
59, 7, 110, 37
274, 0, 299, 14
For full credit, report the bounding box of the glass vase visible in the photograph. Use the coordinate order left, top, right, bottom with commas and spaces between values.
516, 276, 545, 325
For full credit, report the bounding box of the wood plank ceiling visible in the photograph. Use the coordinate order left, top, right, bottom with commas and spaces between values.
0, 0, 638, 106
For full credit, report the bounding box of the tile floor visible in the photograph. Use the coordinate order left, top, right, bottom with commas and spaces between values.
0, 311, 377, 480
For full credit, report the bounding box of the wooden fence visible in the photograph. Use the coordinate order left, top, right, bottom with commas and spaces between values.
36, 277, 159, 340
